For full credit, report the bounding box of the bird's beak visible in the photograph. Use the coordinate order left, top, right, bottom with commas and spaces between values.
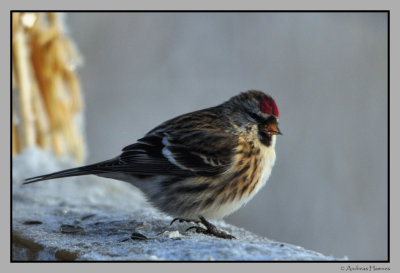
265, 123, 282, 135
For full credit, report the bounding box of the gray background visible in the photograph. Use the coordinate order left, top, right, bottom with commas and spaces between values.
65, 12, 387, 260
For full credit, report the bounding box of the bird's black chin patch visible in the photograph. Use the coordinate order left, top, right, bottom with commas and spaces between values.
258, 131, 272, 147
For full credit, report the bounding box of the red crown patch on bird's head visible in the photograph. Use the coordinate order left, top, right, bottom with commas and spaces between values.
259, 97, 279, 118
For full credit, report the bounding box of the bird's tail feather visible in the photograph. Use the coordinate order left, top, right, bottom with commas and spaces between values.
23, 162, 107, 184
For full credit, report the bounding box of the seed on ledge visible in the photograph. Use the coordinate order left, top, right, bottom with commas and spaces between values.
60, 224, 85, 234
80, 214, 96, 221
23, 220, 43, 225
131, 232, 148, 240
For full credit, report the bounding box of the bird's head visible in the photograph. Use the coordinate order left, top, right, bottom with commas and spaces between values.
224, 90, 282, 145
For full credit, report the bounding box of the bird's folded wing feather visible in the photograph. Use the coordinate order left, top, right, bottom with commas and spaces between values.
105, 129, 236, 177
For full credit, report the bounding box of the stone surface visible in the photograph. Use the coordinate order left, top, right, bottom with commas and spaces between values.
12, 149, 341, 261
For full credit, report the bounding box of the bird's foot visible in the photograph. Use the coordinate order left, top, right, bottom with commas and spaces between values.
186, 216, 236, 239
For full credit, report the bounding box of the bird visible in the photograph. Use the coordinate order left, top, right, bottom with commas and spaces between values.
24, 90, 282, 239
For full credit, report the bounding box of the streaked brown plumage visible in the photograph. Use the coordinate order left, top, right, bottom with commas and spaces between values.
24, 90, 281, 239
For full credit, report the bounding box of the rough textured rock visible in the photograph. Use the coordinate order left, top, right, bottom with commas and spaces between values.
12, 149, 340, 261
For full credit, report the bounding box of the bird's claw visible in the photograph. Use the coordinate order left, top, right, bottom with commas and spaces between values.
170, 218, 201, 226
182, 216, 236, 239
186, 226, 206, 233
186, 225, 236, 239
170, 216, 235, 239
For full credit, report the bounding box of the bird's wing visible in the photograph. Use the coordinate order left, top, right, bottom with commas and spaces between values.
108, 129, 236, 177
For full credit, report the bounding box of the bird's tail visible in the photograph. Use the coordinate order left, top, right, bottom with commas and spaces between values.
24, 166, 92, 184
23, 159, 114, 185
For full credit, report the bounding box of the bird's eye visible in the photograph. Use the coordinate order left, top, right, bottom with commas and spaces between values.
248, 112, 263, 123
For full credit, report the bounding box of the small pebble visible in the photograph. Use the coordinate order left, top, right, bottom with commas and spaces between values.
166, 231, 181, 238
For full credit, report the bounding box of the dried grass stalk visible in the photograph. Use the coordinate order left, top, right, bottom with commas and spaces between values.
12, 12, 85, 163
13, 27, 36, 148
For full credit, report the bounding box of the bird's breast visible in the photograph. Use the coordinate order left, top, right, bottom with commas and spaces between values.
200, 136, 277, 219
235, 137, 276, 201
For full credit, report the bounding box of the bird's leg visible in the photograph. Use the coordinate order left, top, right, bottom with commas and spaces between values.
186, 216, 236, 239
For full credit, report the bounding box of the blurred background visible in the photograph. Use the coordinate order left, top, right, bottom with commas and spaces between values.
63, 12, 387, 260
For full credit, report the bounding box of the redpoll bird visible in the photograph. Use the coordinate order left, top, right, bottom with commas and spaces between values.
25, 90, 281, 239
